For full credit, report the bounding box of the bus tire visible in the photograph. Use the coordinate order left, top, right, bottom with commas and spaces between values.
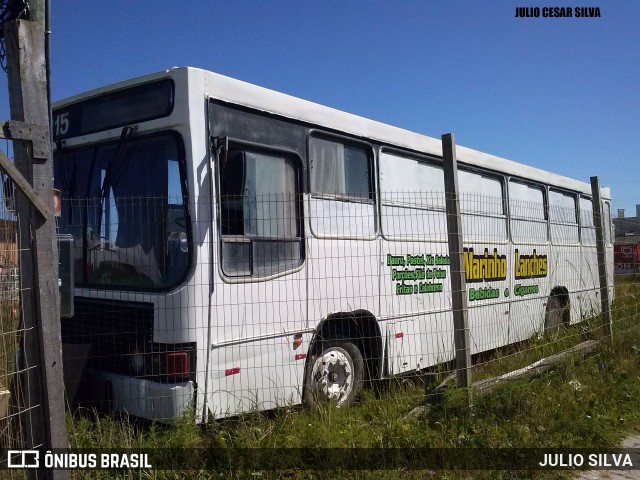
303, 339, 364, 408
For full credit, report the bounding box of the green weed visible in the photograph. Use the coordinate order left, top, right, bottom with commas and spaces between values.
66, 277, 640, 479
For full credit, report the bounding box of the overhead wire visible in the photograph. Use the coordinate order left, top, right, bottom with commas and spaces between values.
0, 0, 30, 71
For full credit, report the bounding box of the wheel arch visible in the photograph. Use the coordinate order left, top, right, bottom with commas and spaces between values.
308, 309, 383, 381
550, 285, 570, 306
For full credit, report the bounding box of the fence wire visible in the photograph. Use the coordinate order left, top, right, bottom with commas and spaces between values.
0, 165, 42, 479
0, 177, 633, 477
50, 189, 622, 424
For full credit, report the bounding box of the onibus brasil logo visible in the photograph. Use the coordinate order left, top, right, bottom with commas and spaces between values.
7, 450, 152, 469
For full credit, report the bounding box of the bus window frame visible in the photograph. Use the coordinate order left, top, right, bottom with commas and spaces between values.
456, 166, 509, 246
214, 137, 306, 283
307, 129, 378, 241
603, 200, 613, 247
579, 195, 597, 247
506, 177, 550, 245
377, 145, 447, 243
548, 188, 580, 247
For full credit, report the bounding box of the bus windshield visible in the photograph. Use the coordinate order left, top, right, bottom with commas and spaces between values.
54, 132, 190, 290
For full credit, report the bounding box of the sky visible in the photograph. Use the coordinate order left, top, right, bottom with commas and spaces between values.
1, 0, 638, 215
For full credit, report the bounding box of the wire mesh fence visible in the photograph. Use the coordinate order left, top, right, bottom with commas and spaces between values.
0, 195, 21, 451
0, 171, 19, 435
50, 188, 620, 425
0, 169, 42, 479
0, 172, 635, 476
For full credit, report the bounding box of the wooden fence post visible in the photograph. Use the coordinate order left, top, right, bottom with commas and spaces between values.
6, 16, 68, 479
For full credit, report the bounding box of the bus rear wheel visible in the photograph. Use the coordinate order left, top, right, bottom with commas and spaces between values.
544, 287, 570, 331
303, 339, 364, 408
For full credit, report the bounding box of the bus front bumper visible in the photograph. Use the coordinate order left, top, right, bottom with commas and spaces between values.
87, 368, 194, 422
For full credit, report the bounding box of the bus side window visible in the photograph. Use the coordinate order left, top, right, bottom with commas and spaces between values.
220, 151, 247, 236
309, 135, 375, 238
165, 160, 189, 284
603, 201, 612, 247
458, 171, 507, 243
219, 148, 302, 278
549, 190, 579, 245
579, 197, 596, 246
310, 136, 372, 200
508, 180, 547, 243
378, 151, 446, 242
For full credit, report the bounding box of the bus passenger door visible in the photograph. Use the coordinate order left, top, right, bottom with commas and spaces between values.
206, 140, 309, 418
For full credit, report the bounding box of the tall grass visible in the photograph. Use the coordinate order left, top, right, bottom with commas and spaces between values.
64, 276, 640, 479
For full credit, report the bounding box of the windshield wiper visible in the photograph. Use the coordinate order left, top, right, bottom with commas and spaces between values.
100, 125, 136, 199
96, 125, 136, 239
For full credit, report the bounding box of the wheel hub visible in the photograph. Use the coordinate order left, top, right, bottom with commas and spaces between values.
311, 348, 353, 406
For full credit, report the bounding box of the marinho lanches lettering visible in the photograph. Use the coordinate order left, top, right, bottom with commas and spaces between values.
515, 249, 547, 279
387, 249, 547, 299
463, 248, 507, 283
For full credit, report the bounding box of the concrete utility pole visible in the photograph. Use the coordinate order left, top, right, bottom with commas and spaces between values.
590, 176, 613, 343
3, 0, 68, 477
442, 133, 472, 394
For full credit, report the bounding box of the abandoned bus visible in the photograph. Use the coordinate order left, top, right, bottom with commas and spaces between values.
53, 67, 613, 422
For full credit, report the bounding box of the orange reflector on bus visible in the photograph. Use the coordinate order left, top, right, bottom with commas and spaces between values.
53, 190, 62, 217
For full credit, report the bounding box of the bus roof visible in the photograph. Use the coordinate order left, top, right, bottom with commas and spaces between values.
54, 66, 610, 199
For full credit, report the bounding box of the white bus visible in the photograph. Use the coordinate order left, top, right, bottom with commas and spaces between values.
53, 67, 613, 422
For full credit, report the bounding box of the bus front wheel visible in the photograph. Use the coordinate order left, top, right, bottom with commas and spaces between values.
303, 339, 364, 408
